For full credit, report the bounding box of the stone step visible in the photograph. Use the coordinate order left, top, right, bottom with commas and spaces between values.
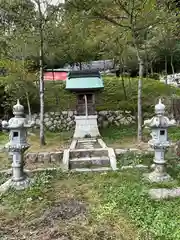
70, 156, 110, 169
70, 148, 106, 152
70, 148, 109, 158
78, 139, 96, 143
71, 167, 112, 172
82, 144, 94, 148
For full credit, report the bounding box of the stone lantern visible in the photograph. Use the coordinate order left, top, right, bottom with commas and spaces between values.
144, 99, 176, 182
0, 100, 35, 192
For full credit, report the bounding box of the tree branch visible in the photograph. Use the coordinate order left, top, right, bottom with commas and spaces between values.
94, 11, 131, 29
115, 0, 131, 16
134, 20, 162, 32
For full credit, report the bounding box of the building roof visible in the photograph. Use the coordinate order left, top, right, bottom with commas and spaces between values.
66, 70, 104, 91
44, 70, 68, 81
45, 68, 69, 72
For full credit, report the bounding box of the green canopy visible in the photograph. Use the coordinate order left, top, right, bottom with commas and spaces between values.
66, 70, 104, 91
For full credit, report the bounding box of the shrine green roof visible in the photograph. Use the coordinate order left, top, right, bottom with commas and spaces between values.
66, 70, 104, 91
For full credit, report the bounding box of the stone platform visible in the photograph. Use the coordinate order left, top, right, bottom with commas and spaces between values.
63, 138, 117, 172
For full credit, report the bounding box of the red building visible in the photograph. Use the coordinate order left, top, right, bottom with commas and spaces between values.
44, 69, 69, 81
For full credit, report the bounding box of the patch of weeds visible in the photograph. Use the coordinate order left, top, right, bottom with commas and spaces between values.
0, 152, 11, 170
100, 125, 136, 143
118, 152, 153, 167
45, 130, 73, 142
92, 170, 180, 240
0, 171, 54, 213
169, 126, 180, 142
0, 172, 8, 185
0, 132, 8, 143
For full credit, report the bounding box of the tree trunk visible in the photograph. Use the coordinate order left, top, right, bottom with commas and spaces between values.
26, 91, 32, 119
137, 58, 143, 143
79, 62, 82, 70
150, 61, 154, 75
37, 0, 46, 146
120, 61, 127, 100
52, 68, 59, 105
170, 54, 175, 75
134, 41, 143, 143
165, 55, 168, 84
84, 94, 88, 117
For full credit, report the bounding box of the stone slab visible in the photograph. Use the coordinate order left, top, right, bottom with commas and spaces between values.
70, 157, 110, 169
149, 187, 180, 200
50, 152, 63, 162
0, 177, 33, 193
108, 148, 117, 170
121, 164, 148, 170
143, 172, 172, 183
69, 148, 108, 159
71, 167, 112, 172
115, 148, 140, 155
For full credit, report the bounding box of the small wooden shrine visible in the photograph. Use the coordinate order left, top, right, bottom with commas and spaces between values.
66, 70, 104, 138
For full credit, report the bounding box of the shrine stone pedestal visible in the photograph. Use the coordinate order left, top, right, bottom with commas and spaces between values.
74, 115, 100, 138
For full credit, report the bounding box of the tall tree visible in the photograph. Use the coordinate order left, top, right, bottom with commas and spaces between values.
67, 0, 166, 142
32, 0, 63, 146
1, 0, 63, 146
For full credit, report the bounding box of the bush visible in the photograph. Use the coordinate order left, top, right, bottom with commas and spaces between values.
2, 75, 180, 117
43, 76, 180, 114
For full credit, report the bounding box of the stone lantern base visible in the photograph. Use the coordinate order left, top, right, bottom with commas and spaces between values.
144, 164, 172, 183
0, 175, 32, 193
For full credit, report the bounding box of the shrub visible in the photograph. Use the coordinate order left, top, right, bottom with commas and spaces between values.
2, 75, 180, 117
43, 77, 180, 113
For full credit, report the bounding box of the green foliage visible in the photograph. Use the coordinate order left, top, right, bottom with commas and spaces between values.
1, 73, 179, 116
44, 81, 76, 111
148, 73, 160, 80
169, 126, 180, 141
43, 76, 180, 114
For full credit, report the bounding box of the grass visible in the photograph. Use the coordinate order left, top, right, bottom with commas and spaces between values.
0, 125, 179, 152
0, 125, 144, 170
0, 167, 180, 240
0, 124, 179, 170
100, 124, 139, 148
0, 126, 180, 239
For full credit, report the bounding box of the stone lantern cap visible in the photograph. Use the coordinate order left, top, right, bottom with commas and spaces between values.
13, 99, 24, 116
144, 99, 176, 128
155, 99, 165, 115
2, 100, 35, 130
144, 116, 176, 128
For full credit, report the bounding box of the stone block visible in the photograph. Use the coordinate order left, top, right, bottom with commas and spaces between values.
31, 110, 136, 131
38, 152, 51, 163
149, 187, 180, 200
50, 151, 63, 162
70, 157, 110, 169
25, 153, 38, 163
115, 149, 128, 155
